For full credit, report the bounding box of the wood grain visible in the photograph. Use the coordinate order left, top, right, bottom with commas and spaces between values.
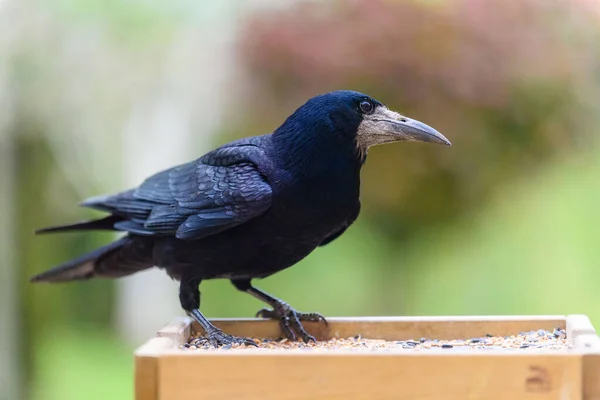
155, 316, 191, 347
157, 353, 581, 400
135, 337, 178, 400
584, 354, 600, 400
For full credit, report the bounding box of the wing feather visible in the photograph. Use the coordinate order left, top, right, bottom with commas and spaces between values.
80, 142, 273, 240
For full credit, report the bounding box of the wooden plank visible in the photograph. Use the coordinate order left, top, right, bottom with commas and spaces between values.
567, 314, 600, 399
567, 315, 597, 342
135, 355, 157, 400
157, 353, 581, 400
584, 354, 600, 400
135, 337, 178, 400
156, 317, 191, 347
202, 316, 566, 341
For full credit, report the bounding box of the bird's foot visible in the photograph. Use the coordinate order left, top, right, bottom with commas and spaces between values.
205, 328, 258, 348
256, 302, 327, 342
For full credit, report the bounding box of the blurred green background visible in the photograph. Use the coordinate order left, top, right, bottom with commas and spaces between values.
1, 0, 600, 399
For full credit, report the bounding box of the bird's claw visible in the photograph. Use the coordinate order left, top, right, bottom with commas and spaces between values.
206, 329, 257, 348
255, 302, 327, 343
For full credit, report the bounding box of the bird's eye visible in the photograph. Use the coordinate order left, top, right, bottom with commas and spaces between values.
359, 100, 374, 114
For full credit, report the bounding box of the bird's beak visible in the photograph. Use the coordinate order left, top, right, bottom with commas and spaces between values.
357, 106, 451, 150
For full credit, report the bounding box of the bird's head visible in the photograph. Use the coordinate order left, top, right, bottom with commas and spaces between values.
274, 90, 449, 162
272, 90, 449, 175
351, 93, 450, 153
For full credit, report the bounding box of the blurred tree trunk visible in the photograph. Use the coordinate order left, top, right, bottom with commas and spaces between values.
0, 1, 21, 398
0, 67, 21, 400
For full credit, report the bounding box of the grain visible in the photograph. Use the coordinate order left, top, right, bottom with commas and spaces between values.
181, 328, 570, 353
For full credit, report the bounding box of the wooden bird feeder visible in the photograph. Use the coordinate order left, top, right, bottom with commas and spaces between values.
135, 315, 600, 400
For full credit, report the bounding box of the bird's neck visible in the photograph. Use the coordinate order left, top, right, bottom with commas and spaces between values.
271, 124, 364, 184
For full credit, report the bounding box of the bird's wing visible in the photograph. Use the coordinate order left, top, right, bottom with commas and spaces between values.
81, 144, 273, 240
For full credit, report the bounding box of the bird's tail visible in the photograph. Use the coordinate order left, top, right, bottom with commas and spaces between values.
35, 215, 122, 234
30, 238, 128, 283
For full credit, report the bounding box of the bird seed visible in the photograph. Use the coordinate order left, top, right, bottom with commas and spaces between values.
181, 328, 569, 352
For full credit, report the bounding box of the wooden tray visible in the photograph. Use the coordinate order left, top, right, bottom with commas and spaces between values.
135, 315, 600, 400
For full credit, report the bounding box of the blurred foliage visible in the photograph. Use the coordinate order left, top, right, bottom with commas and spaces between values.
402, 142, 600, 320
31, 327, 132, 400
4, 0, 600, 399
236, 0, 600, 238
13, 116, 117, 400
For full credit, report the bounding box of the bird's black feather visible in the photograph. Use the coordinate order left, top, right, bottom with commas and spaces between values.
35, 215, 123, 234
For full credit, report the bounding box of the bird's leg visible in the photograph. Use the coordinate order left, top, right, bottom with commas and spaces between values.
180, 277, 256, 347
231, 279, 327, 342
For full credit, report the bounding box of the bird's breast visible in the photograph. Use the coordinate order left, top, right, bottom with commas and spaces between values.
269, 174, 360, 236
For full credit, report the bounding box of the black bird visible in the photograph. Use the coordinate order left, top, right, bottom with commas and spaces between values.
31, 90, 450, 346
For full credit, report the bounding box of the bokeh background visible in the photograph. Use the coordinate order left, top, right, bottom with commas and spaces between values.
1, 0, 600, 398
